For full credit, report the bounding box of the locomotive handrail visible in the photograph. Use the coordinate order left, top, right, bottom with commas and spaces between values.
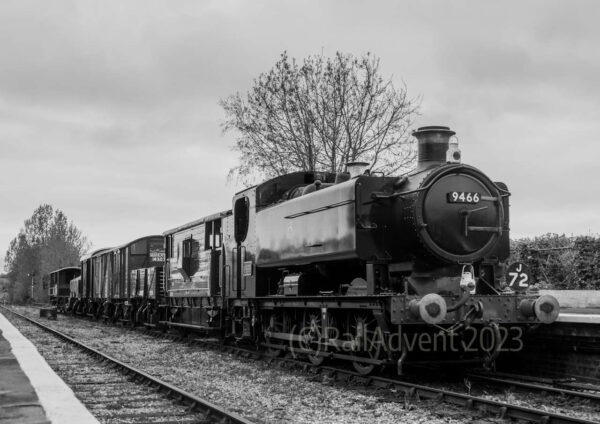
225, 264, 232, 293
467, 225, 503, 234
370, 183, 435, 200
240, 246, 247, 292
371, 165, 512, 202
284, 199, 355, 219
231, 246, 237, 293
229, 246, 246, 293
461, 206, 503, 237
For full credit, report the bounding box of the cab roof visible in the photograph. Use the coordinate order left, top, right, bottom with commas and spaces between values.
49, 266, 80, 275
80, 235, 162, 260
163, 210, 231, 236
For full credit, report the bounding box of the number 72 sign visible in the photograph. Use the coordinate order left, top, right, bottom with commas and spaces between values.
506, 262, 530, 292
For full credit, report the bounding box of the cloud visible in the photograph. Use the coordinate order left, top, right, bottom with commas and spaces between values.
1, 0, 600, 259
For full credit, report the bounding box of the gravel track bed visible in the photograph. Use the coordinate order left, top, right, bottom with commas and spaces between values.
2, 313, 225, 424
6, 307, 475, 423
406, 372, 600, 422
8, 307, 600, 423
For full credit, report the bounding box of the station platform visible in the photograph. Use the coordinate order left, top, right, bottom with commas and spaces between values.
538, 290, 600, 324
557, 308, 600, 324
0, 312, 99, 424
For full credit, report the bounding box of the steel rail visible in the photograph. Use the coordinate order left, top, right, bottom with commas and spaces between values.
0, 306, 253, 424
364, 373, 598, 424
466, 372, 600, 402
471, 370, 600, 392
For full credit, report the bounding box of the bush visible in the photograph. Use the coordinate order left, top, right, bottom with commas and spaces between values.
510, 233, 600, 289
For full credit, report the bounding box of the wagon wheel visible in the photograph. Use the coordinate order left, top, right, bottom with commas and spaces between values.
350, 314, 383, 375
113, 304, 124, 324
94, 302, 103, 320
103, 302, 115, 323
123, 304, 133, 326
71, 300, 80, 316
264, 314, 284, 357
144, 304, 156, 326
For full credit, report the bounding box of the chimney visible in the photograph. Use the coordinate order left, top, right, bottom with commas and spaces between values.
412, 126, 457, 171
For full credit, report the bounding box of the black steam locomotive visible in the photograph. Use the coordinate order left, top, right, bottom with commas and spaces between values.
51, 125, 559, 375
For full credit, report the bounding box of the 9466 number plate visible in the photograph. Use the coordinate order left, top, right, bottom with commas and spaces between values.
447, 191, 480, 204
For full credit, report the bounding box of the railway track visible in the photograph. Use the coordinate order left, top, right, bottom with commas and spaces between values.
5, 305, 599, 424
0, 306, 252, 424
139, 324, 600, 423
465, 371, 600, 403
153, 332, 600, 407
223, 349, 600, 424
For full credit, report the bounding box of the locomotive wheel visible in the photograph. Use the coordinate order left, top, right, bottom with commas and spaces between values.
300, 311, 338, 366
350, 314, 383, 375
300, 312, 325, 365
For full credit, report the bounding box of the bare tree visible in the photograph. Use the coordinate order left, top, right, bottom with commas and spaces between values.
4, 204, 90, 302
220, 51, 419, 185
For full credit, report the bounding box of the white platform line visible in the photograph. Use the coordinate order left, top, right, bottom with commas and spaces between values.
557, 313, 600, 324
0, 312, 99, 424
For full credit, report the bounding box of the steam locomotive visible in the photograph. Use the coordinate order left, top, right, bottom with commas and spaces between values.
49, 125, 560, 375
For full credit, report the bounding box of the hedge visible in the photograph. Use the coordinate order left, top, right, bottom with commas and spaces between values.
509, 233, 600, 289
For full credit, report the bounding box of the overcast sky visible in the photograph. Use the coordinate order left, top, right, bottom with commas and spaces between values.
1, 0, 599, 270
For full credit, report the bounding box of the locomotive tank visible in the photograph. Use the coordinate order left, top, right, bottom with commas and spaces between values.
255, 179, 358, 267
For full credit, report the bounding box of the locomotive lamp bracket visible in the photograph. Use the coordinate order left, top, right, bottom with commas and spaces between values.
459, 265, 476, 294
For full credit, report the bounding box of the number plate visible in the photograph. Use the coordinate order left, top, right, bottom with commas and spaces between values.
447, 192, 480, 204
506, 262, 530, 292
243, 261, 253, 277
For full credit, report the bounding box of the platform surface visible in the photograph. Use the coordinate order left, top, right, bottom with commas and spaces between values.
0, 312, 99, 424
557, 308, 600, 323
540, 289, 600, 308
536, 290, 600, 323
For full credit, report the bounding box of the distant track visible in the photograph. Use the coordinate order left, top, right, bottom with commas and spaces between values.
0, 305, 253, 424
